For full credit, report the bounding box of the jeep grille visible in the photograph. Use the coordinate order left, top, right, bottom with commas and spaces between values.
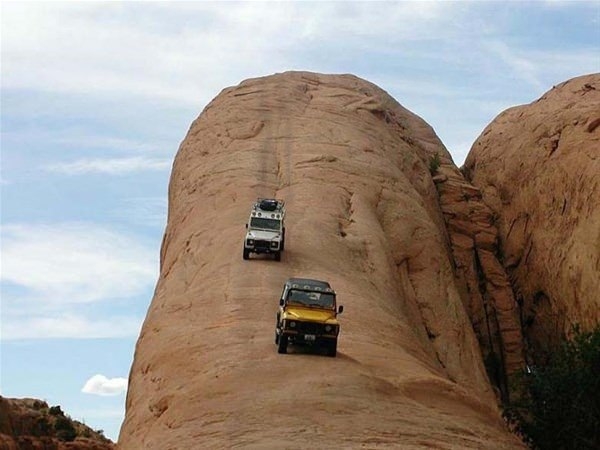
255, 240, 270, 249
295, 321, 324, 334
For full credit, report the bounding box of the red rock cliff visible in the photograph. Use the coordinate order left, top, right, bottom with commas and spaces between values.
0, 397, 114, 450
119, 72, 524, 449
464, 73, 600, 362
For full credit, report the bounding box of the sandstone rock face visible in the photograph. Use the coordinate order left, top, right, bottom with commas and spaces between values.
432, 161, 525, 400
464, 73, 600, 361
119, 72, 524, 449
0, 397, 114, 450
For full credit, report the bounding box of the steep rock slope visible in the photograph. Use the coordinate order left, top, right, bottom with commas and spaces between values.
0, 397, 114, 450
464, 73, 600, 361
119, 72, 523, 449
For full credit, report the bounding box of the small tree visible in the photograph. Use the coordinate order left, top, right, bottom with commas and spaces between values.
505, 325, 600, 449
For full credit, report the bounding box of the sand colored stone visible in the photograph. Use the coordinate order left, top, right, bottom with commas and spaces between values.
119, 72, 524, 449
464, 73, 600, 360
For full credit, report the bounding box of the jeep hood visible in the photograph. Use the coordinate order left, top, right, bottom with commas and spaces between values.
283, 306, 338, 324
246, 229, 281, 240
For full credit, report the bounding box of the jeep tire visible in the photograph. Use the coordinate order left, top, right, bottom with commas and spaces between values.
243, 248, 250, 260
280, 227, 286, 251
326, 340, 337, 357
277, 335, 288, 354
274, 251, 281, 262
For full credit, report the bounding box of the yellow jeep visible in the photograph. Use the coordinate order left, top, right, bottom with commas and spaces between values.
275, 278, 343, 357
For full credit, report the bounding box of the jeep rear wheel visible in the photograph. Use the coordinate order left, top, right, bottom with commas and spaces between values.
243, 248, 250, 260
326, 340, 337, 357
274, 251, 281, 262
280, 227, 286, 251
277, 335, 288, 354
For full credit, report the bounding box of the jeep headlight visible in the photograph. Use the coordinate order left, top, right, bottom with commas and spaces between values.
289, 321, 296, 328
247, 239, 254, 245
325, 324, 338, 334
270, 241, 278, 248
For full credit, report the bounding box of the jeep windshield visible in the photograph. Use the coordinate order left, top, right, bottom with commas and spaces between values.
287, 289, 335, 309
249, 217, 281, 231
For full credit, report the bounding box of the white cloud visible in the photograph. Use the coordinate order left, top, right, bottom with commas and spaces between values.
54, 135, 171, 154
0, 2, 456, 106
44, 156, 171, 175
1, 222, 157, 304
82, 374, 128, 396
2, 2, 596, 128
1, 313, 143, 340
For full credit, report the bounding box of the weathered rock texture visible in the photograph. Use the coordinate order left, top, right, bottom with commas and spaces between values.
0, 397, 114, 450
464, 73, 600, 362
119, 72, 524, 449
432, 161, 525, 400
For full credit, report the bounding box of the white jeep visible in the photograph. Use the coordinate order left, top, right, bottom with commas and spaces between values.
243, 198, 286, 261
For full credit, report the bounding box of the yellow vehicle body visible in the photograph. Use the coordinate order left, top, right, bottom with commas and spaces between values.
275, 278, 343, 357
280, 305, 340, 340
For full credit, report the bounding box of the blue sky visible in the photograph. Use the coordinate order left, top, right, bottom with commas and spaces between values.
1, 0, 598, 442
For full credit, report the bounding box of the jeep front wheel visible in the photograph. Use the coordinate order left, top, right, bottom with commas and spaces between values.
243, 248, 250, 260
274, 251, 281, 262
326, 340, 337, 357
277, 335, 288, 354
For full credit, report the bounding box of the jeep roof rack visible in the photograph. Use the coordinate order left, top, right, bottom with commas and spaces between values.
251, 198, 285, 219
285, 278, 334, 293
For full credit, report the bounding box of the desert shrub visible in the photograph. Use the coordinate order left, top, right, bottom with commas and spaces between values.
54, 416, 77, 442
429, 152, 441, 174
48, 405, 63, 416
34, 416, 51, 436
505, 325, 600, 449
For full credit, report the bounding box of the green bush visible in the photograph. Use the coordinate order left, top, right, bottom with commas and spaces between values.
505, 325, 600, 449
429, 152, 441, 174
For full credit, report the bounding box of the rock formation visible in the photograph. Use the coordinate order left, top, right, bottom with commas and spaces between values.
464, 73, 600, 362
432, 159, 525, 401
0, 397, 114, 450
119, 72, 524, 448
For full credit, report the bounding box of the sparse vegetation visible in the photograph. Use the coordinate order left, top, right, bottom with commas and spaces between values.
429, 152, 441, 174
54, 415, 77, 442
35, 416, 51, 436
48, 405, 63, 416
504, 324, 600, 449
